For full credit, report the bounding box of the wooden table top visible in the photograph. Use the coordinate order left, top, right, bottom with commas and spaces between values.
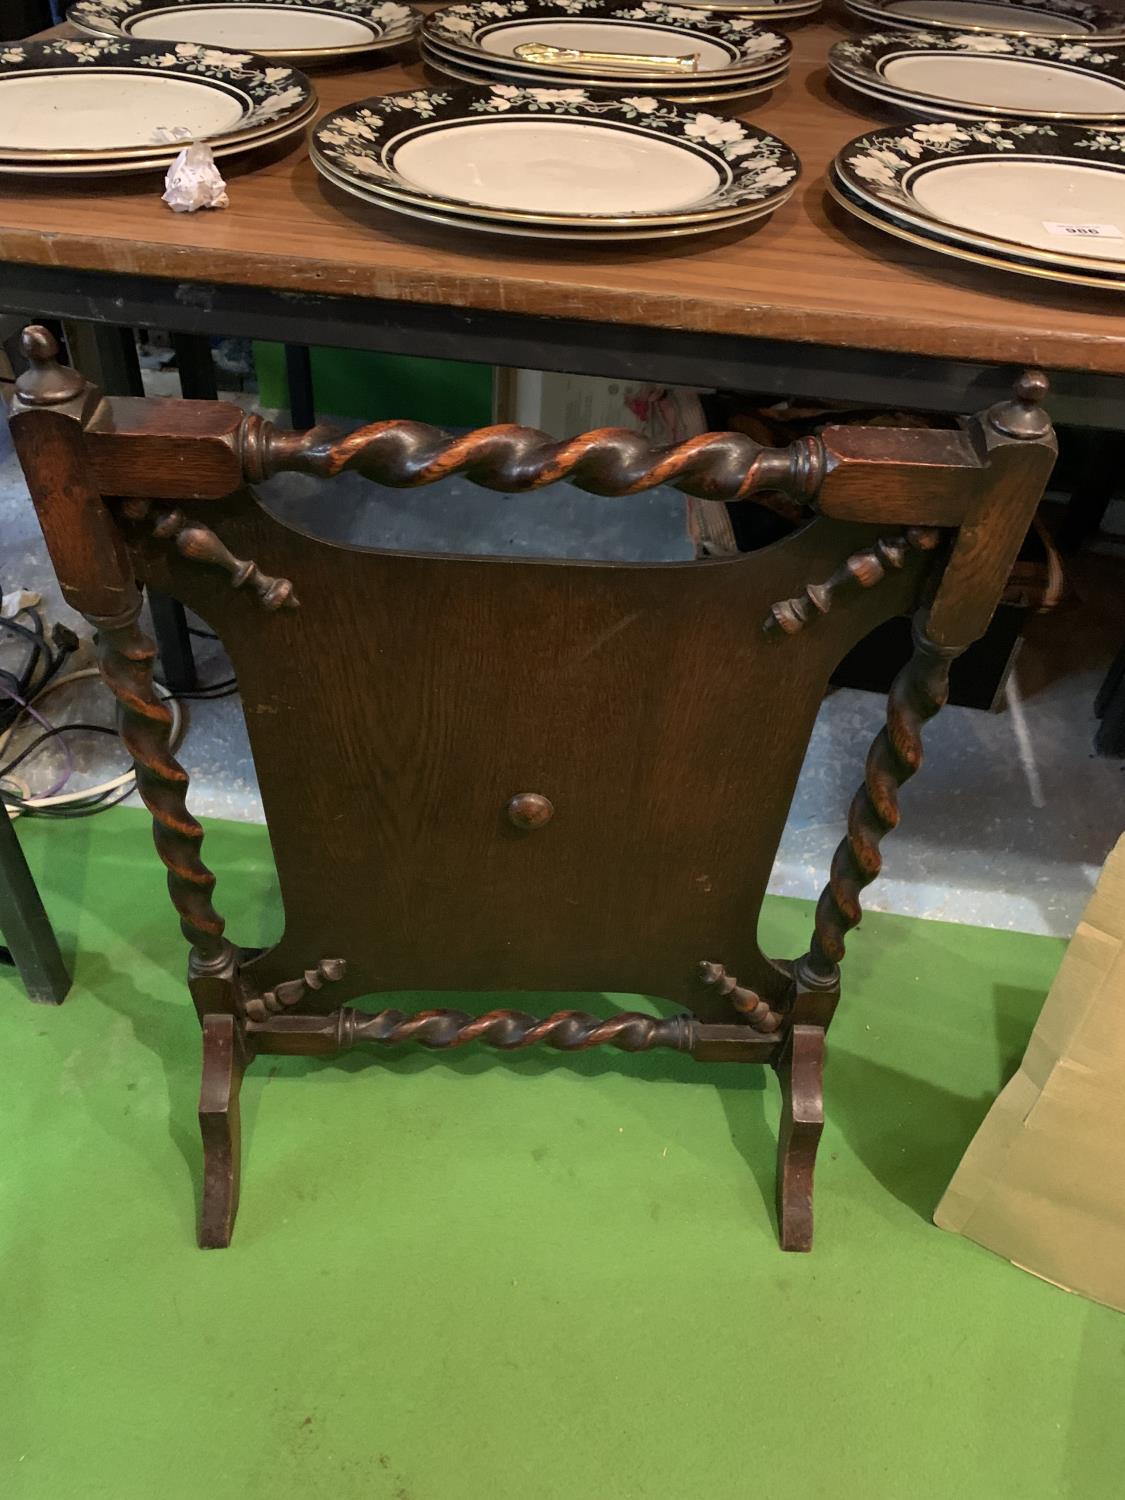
2, 14, 1123, 375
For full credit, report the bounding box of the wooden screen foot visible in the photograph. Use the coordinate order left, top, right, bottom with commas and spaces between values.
775, 1023, 826, 1252
198, 1013, 248, 1249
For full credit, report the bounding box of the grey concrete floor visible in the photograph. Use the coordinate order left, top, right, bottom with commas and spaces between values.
2, 400, 1122, 939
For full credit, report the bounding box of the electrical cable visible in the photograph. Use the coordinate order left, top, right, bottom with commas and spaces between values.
0, 608, 78, 735
0, 681, 75, 796
0, 721, 117, 782
1, 666, 184, 819
171, 677, 238, 700
1, 603, 237, 819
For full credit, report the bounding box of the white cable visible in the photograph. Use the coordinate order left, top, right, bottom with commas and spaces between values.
1, 665, 185, 815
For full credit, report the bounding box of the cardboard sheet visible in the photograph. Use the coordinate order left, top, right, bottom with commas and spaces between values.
935, 834, 1125, 1314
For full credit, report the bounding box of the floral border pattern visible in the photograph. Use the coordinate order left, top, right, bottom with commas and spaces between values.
68, 0, 418, 45
837, 116, 1125, 208
845, 0, 1125, 37
313, 84, 799, 215
425, 0, 790, 71
830, 27, 1125, 88
0, 37, 314, 130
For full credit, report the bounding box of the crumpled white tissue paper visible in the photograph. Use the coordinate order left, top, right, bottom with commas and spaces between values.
162, 139, 229, 214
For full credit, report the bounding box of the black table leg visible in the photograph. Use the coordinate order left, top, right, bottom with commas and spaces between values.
0, 810, 70, 1005
1094, 638, 1125, 758
86, 321, 143, 397
172, 330, 219, 402
1056, 430, 1125, 555
148, 589, 198, 693
284, 343, 315, 428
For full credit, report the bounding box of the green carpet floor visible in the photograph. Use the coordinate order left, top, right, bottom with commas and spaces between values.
2, 807, 1122, 1499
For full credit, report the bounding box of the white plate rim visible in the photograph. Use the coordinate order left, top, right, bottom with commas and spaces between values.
315, 151, 786, 237
827, 168, 1125, 285
312, 84, 801, 220
0, 35, 315, 157
832, 160, 1125, 270
672, 0, 819, 9
0, 93, 317, 161
66, 0, 421, 58
311, 137, 793, 222
421, 29, 790, 83
828, 57, 1125, 117
0, 107, 310, 173
841, 0, 1125, 40
419, 27, 790, 83
419, 37, 786, 95
423, 0, 791, 79
830, 27, 1125, 120
832, 116, 1125, 267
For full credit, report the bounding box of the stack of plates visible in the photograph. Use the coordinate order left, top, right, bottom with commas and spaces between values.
843, 0, 1125, 41
657, 0, 820, 15
829, 117, 1125, 288
0, 36, 315, 176
829, 28, 1125, 121
68, 0, 422, 65
311, 83, 800, 240
421, 1, 793, 107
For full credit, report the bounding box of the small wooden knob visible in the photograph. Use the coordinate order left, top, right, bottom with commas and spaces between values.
990, 367, 1052, 439
15, 324, 88, 407
506, 792, 554, 831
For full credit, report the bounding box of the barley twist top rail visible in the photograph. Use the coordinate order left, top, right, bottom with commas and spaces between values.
242, 416, 826, 504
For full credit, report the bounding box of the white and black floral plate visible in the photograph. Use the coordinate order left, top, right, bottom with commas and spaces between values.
0, 89, 318, 162
0, 106, 311, 173
829, 28, 1125, 118
842, 0, 1125, 41
832, 117, 1125, 277
420, 57, 787, 105
419, 35, 787, 98
674, 0, 819, 12
423, 1, 791, 82
312, 84, 800, 224
313, 146, 792, 234
67, 0, 420, 62
828, 168, 1125, 285
0, 36, 314, 158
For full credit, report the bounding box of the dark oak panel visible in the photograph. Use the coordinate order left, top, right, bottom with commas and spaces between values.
133, 497, 937, 1011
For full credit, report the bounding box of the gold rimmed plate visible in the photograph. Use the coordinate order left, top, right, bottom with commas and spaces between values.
673, 0, 819, 12
831, 118, 1125, 279
420, 40, 787, 101
314, 149, 788, 238
420, 27, 790, 83
0, 106, 312, 174
828, 169, 1125, 286
312, 84, 800, 226
310, 138, 794, 225
68, 0, 421, 64
0, 94, 317, 164
842, 0, 1125, 40
423, 0, 791, 84
0, 36, 314, 160
829, 28, 1125, 121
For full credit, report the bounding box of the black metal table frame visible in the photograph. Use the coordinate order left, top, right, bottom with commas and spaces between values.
4, 258, 1124, 700
4, 260, 1125, 425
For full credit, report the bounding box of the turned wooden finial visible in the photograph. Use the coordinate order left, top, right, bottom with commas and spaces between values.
15, 325, 90, 408
989, 368, 1052, 440
695, 960, 783, 1033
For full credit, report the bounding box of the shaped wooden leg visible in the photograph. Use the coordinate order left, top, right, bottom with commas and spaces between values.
775, 1023, 826, 1252
198, 1013, 248, 1249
